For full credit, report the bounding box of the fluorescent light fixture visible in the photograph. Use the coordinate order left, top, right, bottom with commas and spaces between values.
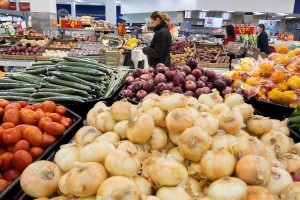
285, 16, 296, 19
253, 12, 264, 15
277, 13, 287, 15
65, 2, 71, 4
75, 0, 83, 2
116, 1, 121, 3
202, 10, 210, 12
227, 11, 235, 13
89, 3, 102, 5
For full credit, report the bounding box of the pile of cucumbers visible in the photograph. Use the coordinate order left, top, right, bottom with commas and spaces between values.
0, 57, 128, 103
289, 105, 300, 134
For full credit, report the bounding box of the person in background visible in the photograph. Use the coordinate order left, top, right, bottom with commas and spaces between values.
118, 19, 126, 37
143, 11, 172, 67
162, 13, 172, 30
257, 24, 270, 54
224, 24, 236, 45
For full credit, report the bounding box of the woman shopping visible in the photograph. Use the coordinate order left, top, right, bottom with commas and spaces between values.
224, 25, 236, 45
143, 11, 172, 67
257, 24, 270, 54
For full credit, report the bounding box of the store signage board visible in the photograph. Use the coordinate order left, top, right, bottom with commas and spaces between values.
19, 2, 30, 11
9, 2, 16, 10
235, 27, 254, 34
61, 19, 82, 29
0, 16, 12, 21
277, 34, 294, 41
204, 17, 224, 28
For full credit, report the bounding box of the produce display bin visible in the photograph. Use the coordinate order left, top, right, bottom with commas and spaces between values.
0, 108, 83, 200
118, 85, 139, 105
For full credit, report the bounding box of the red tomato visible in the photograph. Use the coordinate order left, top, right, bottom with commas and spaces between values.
13, 140, 30, 153
40, 134, 56, 148
3, 108, 20, 126
0, 99, 9, 109
0, 152, 13, 172
31, 103, 42, 111
29, 147, 44, 160
2, 128, 22, 145
59, 118, 70, 128
0, 149, 6, 156
35, 110, 45, 121
4, 103, 21, 112
0, 107, 3, 118
44, 122, 66, 137
22, 126, 43, 147
6, 146, 13, 152
42, 101, 56, 113
1, 122, 15, 129
47, 113, 61, 122
3, 168, 20, 181
38, 117, 52, 131
55, 105, 67, 116
18, 101, 28, 108
0, 127, 6, 148
12, 150, 33, 171
0, 179, 9, 192
15, 124, 29, 134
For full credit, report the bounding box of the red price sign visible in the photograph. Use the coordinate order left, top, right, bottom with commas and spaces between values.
60, 20, 82, 29
234, 27, 254, 34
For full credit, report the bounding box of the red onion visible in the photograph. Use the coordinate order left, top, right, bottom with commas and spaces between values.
136, 90, 148, 100
194, 88, 202, 97
154, 73, 167, 85
166, 82, 174, 91
122, 89, 134, 98
185, 75, 196, 82
291, 169, 300, 182
172, 86, 183, 94
221, 87, 233, 97
127, 85, 134, 91
213, 79, 227, 91
161, 90, 171, 95
174, 74, 186, 86
223, 77, 233, 86
178, 71, 186, 78
143, 80, 155, 93
196, 66, 205, 75
165, 70, 176, 81
148, 68, 155, 73
196, 80, 206, 88
125, 76, 134, 85
181, 65, 192, 75
206, 82, 214, 90
163, 67, 170, 72
156, 63, 166, 68
133, 68, 143, 77
192, 69, 202, 79
205, 69, 216, 80
142, 68, 151, 74
185, 81, 197, 91
198, 87, 211, 94
186, 58, 197, 69
135, 78, 141, 81
156, 82, 168, 95
184, 91, 194, 97
132, 81, 143, 92
140, 74, 150, 81
156, 66, 166, 74
199, 76, 208, 83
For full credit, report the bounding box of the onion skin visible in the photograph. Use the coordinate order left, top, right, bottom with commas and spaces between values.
206, 177, 247, 200
149, 127, 168, 151
127, 112, 155, 144
280, 182, 300, 200
95, 111, 116, 133
194, 112, 219, 136
166, 108, 194, 134
167, 147, 185, 164
156, 186, 193, 200
97, 176, 141, 200
110, 100, 135, 121
260, 130, 294, 154
201, 149, 236, 181
233, 103, 254, 121
94, 132, 120, 146
212, 132, 237, 152
159, 93, 188, 111
230, 136, 266, 159
224, 93, 244, 109
266, 167, 293, 195
146, 106, 166, 127
244, 186, 280, 200
198, 89, 223, 109
79, 141, 116, 163
246, 115, 272, 136
218, 110, 243, 135
113, 120, 129, 139
86, 106, 108, 127
74, 126, 101, 146
132, 176, 152, 196
236, 154, 271, 185
54, 144, 80, 173
278, 153, 300, 173
20, 161, 62, 198
178, 127, 212, 161
292, 143, 300, 156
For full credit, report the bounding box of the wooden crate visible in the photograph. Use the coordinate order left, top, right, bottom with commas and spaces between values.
46, 39, 78, 50
196, 43, 224, 52
198, 62, 230, 68
246, 47, 267, 59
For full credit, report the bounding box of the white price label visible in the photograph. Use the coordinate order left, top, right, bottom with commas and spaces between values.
24, 31, 29, 36
51, 31, 58, 38
72, 32, 79, 38
79, 33, 86, 39
65, 31, 71, 36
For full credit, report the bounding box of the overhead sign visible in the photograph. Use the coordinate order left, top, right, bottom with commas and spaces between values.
9, 2, 16, 10
235, 26, 255, 34
60, 19, 82, 29
19, 2, 30, 11
204, 17, 223, 28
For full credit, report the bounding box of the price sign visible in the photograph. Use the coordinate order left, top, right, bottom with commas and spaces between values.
65, 31, 71, 36
60, 19, 82, 29
235, 27, 254, 34
23, 31, 29, 36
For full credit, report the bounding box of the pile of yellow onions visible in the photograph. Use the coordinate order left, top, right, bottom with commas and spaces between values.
19, 93, 299, 200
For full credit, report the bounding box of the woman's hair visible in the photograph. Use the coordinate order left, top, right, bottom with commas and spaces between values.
226, 24, 236, 40
162, 13, 170, 23
258, 24, 265, 31
150, 11, 165, 22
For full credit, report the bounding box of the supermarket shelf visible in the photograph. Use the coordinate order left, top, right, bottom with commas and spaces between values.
0, 59, 35, 68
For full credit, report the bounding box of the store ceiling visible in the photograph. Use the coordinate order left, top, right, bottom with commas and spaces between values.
56, 0, 121, 5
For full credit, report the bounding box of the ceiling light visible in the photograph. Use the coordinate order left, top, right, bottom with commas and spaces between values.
277, 13, 287, 15
75, 0, 83, 2
285, 16, 296, 19
253, 12, 264, 15
227, 11, 234, 13
202, 10, 210, 12
116, 1, 121, 3
89, 3, 102, 5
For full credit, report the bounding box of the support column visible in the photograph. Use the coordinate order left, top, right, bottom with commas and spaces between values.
71, 0, 76, 18
16, 0, 20, 11
105, 0, 117, 26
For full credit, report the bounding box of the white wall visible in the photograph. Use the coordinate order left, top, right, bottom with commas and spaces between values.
30, 0, 57, 13
196, 0, 295, 14
123, 12, 178, 23
121, 0, 197, 14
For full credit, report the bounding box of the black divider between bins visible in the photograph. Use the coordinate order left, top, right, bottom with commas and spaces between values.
0, 108, 83, 200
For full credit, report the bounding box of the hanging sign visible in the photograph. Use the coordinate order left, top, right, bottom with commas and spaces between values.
235, 26, 254, 34
19, 2, 30, 11
277, 33, 294, 41
60, 19, 82, 29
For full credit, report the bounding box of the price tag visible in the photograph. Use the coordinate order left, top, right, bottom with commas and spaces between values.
72, 32, 79, 38
51, 31, 58, 38
65, 31, 71, 36
24, 31, 29, 36
79, 33, 86, 39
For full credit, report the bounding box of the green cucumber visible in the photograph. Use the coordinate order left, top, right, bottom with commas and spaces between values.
31, 61, 53, 66
50, 58, 64, 63
30, 92, 88, 100
292, 109, 300, 117
1, 88, 37, 93
0, 92, 31, 97
0, 96, 30, 101
40, 82, 67, 89
63, 72, 104, 82
0, 78, 24, 83
55, 65, 105, 76
297, 105, 300, 110
37, 88, 89, 97
289, 116, 300, 124
29, 96, 84, 103
60, 61, 110, 74
289, 124, 300, 128
43, 76, 92, 92
7, 73, 42, 85
0, 83, 39, 89
63, 57, 99, 65
26, 65, 56, 71
24, 68, 48, 75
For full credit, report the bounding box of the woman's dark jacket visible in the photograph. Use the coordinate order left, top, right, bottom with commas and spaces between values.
257, 31, 270, 54
143, 21, 172, 67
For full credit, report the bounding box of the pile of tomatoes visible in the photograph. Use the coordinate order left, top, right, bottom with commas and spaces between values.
0, 99, 73, 192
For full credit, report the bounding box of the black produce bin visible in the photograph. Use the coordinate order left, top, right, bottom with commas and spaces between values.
0, 108, 83, 200
118, 85, 140, 105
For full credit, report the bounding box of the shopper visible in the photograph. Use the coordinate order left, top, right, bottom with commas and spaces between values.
143, 11, 172, 67
118, 20, 126, 37
257, 24, 270, 54
224, 24, 236, 45
162, 13, 172, 30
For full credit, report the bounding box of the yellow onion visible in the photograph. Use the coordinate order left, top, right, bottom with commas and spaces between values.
212, 131, 237, 151
194, 197, 212, 200
159, 93, 188, 111
278, 153, 300, 173
246, 115, 272, 136
186, 96, 201, 109
236, 154, 271, 185
198, 89, 223, 109
117, 140, 150, 161
235, 130, 250, 138
110, 100, 137, 121
185, 107, 200, 122
187, 163, 203, 181
186, 177, 202, 197
143, 93, 160, 101
194, 112, 219, 136
132, 176, 152, 196
265, 146, 287, 169
113, 120, 128, 139
293, 143, 300, 155
280, 182, 300, 200
60, 162, 107, 197
224, 93, 244, 108
244, 186, 279, 200
142, 196, 160, 200
105, 149, 141, 177
206, 177, 247, 200
141, 97, 159, 112
93, 101, 107, 109
271, 119, 290, 136
166, 108, 193, 134
140, 151, 162, 179
79, 141, 116, 164
167, 147, 185, 164
127, 112, 155, 144
50, 196, 71, 200
149, 127, 168, 151
54, 143, 80, 172
197, 104, 211, 113
260, 130, 294, 154
95, 111, 116, 133
156, 186, 192, 200
169, 131, 180, 145
149, 156, 188, 187
146, 106, 166, 127
233, 103, 254, 121
266, 167, 293, 195
218, 110, 243, 135
94, 132, 120, 146
86, 106, 108, 127
74, 126, 101, 146
201, 149, 236, 181
230, 136, 266, 159
97, 176, 141, 200
20, 161, 62, 198
178, 127, 212, 161
211, 103, 230, 116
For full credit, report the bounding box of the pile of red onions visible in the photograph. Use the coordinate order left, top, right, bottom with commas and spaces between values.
121, 61, 233, 101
